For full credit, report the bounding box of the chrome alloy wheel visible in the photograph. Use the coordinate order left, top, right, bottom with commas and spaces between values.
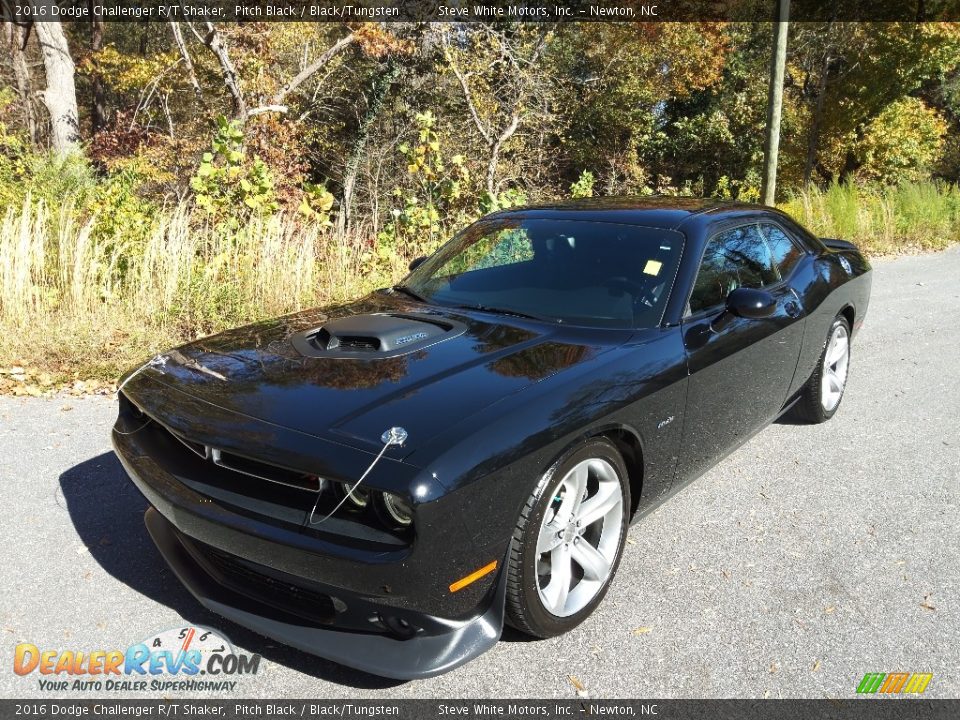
821, 323, 850, 412
535, 458, 624, 617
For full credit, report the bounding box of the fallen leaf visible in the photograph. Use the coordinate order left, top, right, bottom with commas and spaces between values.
812, 660, 821, 672
632, 626, 653, 636
568, 675, 586, 692
626, 538, 636, 545
60, 404, 73, 412
921, 593, 936, 611
824, 606, 836, 614
769, 662, 778, 674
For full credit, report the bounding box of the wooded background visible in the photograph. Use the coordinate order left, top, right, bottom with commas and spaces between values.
2, 20, 960, 386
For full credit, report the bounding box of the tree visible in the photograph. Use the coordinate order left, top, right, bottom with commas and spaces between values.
762, 1, 790, 205
550, 22, 730, 194
4, 20, 37, 143
788, 23, 960, 185
33, 15, 80, 155
442, 25, 551, 199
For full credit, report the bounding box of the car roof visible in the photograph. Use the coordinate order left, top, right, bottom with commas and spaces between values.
489, 196, 771, 231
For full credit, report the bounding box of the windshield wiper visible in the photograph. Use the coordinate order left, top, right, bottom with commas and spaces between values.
390, 285, 429, 303
453, 304, 559, 323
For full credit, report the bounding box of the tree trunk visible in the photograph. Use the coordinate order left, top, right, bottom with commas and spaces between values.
338, 60, 398, 237
169, 21, 203, 100
487, 111, 520, 197
89, 13, 106, 133
803, 46, 831, 187
33, 17, 80, 156
202, 22, 247, 120
5, 21, 37, 144
761, 0, 790, 206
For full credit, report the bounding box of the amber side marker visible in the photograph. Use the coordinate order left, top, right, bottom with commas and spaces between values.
449, 560, 498, 593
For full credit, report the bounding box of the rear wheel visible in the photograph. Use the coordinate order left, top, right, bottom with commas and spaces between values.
794, 315, 851, 424
505, 439, 630, 638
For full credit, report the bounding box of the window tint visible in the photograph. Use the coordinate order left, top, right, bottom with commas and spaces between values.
689, 225, 778, 313
436, 227, 534, 276
760, 223, 804, 279
405, 219, 682, 328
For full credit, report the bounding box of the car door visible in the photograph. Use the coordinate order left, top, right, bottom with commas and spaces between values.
675, 222, 807, 484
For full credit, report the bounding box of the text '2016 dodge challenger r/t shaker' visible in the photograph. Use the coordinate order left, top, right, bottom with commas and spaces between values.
112, 198, 871, 679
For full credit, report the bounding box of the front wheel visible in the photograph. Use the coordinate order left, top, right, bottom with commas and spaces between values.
505, 439, 630, 638
794, 315, 851, 424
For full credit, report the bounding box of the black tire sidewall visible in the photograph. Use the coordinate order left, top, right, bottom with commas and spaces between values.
510, 439, 630, 637
802, 315, 852, 423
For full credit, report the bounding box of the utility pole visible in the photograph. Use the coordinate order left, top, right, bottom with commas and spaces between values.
761, 0, 790, 206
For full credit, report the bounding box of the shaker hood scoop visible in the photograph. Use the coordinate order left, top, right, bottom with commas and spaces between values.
290, 312, 467, 359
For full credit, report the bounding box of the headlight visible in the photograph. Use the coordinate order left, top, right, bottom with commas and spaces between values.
335, 482, 371, 509
381, 492, 413, 526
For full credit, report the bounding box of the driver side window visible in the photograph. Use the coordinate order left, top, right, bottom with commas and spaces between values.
689, 225, 778, 313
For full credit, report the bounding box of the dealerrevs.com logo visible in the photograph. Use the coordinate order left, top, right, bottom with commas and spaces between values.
13, 626, 261, 693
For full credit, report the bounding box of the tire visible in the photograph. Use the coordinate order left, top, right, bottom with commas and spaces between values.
794, 314, 852, 424
505, 438, 630, 638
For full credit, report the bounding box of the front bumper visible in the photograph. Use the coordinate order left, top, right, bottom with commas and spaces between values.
143, 506, 505, 680
112, 415, 508, 680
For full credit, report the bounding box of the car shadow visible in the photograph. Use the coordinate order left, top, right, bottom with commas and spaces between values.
58, 451, 403, 690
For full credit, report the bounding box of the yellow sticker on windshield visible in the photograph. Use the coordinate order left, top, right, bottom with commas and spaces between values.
643, 260, 663, 276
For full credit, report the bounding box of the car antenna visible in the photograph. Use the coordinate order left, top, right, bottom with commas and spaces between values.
308, 426, 408, 525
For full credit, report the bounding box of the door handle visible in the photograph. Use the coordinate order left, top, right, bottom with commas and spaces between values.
785, 301, 802, 318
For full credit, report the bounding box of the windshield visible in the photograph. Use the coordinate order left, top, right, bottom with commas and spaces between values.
401, 218, 683, 328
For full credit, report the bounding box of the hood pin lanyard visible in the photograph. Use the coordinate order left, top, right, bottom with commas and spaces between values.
309, 426, 408, 525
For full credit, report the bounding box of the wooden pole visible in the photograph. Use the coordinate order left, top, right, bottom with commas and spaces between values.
762, 0, 790, 206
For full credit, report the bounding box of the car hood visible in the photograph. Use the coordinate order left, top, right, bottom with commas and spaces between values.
126, 293, 624, 460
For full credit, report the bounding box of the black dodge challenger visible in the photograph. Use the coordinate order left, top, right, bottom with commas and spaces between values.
113, 198, 871, 679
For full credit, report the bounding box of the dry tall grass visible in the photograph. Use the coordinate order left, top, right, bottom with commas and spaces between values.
0, 197, 409, 380
781, 181, 960, 255
3, 182, 959, 382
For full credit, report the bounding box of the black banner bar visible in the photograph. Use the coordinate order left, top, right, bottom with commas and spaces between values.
3, 0, 960, 23
3, 700, 960, 720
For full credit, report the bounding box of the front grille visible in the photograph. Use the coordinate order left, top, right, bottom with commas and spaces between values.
152, 420, 322, 493
182, 536, 420, 638
210, 448, 321, 492
168, 430, 207, 459
194, 541, 339, 625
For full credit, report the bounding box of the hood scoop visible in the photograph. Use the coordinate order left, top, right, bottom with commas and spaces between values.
291, 313, 466, 359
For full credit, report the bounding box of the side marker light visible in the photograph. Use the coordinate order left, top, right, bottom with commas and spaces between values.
449, 560, 498, 593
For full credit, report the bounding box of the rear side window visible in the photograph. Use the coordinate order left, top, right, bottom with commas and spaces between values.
689, 225, 778, 313
760, 223, 804, 279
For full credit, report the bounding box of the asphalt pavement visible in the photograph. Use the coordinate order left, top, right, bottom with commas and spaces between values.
1, 246, 958, 699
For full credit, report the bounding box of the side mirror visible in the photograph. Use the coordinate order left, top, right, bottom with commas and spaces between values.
409, 256, 427, 271
726, 287, 776, 319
